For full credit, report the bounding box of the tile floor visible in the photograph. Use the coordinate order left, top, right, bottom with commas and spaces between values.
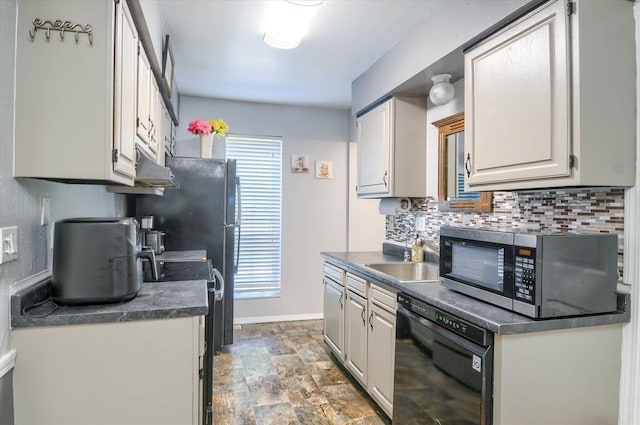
213, 320, 390, 425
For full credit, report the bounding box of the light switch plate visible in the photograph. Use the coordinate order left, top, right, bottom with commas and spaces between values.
41, 197, 51, 226
0, 226, 18, 264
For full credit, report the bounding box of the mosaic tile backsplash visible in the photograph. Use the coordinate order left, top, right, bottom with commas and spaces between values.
386, 188, 625, 281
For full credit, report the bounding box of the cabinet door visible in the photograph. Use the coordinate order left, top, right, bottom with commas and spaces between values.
345, 290, 367, 386
136, 44, 151, 145
323, 277, 345, 360
148, 78, 160, 155
465, 0, 570, 187
367, 302, 396, 417
162, 104, 173, 162
112, 0, 137, 179
357, 100, 392, 197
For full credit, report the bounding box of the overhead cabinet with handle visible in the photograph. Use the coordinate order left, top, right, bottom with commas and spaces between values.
356, 96, 427, 198
464, 0, 635, 191
15, 0, 139, 185
14, 0, 177, 188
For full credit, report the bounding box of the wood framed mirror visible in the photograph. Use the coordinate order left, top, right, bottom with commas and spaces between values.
433, 112, 492, 212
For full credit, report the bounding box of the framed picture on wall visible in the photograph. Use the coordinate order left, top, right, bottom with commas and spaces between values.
162, 34, 175, 96
315, 160, 333, 179
291, 154, 310, 173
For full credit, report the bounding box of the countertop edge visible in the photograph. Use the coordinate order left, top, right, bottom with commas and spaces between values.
11, 278, 209, 329
321, 251, 631, 335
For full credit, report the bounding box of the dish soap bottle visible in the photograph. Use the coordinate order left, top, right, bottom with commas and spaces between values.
411, 236, 425, 262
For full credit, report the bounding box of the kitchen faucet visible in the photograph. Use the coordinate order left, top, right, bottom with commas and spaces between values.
403, 228, 412, 262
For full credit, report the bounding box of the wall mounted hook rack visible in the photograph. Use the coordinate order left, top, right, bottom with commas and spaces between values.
28, 18, 93, 45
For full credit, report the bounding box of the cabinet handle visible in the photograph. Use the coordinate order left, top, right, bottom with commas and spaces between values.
383, 171, 388, 187
369, 312, 374, 330
361, 308, 366, 325
338, 293, 343, 309
465, 154, 471, 178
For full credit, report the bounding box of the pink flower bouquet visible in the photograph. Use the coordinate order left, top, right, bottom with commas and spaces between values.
188, 118, 229, 138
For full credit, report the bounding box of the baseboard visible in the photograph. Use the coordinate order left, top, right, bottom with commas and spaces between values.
0, 350, 16, 379
234, 313, 323, 325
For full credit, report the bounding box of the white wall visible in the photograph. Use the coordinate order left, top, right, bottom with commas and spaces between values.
0, 1, 127, 420
347, 141, 386, 251
177, 96, 350, 322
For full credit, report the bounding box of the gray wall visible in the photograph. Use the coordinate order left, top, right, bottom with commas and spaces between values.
0, 2, 127, 421
351, 0, 529, 116
177, 96, 350, 322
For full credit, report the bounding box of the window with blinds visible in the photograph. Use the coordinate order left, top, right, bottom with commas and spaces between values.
226, 135, 282, 298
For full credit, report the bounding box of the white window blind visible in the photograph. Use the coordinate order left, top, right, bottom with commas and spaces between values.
226, 135, 282, 298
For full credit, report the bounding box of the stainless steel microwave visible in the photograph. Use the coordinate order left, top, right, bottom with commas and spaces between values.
439, 226, 619, 319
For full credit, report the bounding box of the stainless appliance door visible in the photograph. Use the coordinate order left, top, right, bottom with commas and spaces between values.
394, 304, 493, 425
219, 160, 237, 349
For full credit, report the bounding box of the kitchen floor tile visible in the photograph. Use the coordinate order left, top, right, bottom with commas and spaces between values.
213, 320, 390, 424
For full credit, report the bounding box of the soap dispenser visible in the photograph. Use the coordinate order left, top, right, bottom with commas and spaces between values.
411, 236, 425, 262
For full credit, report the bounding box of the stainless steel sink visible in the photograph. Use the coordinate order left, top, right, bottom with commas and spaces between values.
364, 261, 440, 283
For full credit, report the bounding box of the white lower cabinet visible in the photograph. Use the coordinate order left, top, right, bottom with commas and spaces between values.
323, 263, 396, 418
345, 288, 368, 386
12, 316, 204, 425
367, 300, 396, 417
323, 276, 345, 360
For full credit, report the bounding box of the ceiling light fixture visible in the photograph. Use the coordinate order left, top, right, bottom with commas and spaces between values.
429, 74, 455, 105
263, 0, 324, 50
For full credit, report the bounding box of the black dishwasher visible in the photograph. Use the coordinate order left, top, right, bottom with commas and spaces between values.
393, 293, 493, 425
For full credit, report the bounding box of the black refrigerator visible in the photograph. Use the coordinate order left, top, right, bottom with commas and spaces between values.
136, 157, 239, 351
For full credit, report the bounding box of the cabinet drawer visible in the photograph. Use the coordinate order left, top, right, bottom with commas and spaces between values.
371, 283, 397, 311
346, 272, 367, 297
323, 263, 344, 285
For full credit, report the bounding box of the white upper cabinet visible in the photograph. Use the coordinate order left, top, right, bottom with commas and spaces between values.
161, 102, 174, 160
357, 96, 427, 198
15, 0, 137, 184
148, 77, 161, 155
113, 0, 138, 179
136, 43, 152, 149
464, 0, 635, 191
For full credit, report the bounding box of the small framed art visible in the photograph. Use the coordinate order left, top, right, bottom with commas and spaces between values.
315, 160, 333, 179
162, 34, 175, 95
291, 154, 310, 173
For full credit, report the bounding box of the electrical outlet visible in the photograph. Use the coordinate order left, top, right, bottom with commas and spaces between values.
41, 197, 51, 226
416, 216, 427, 232
0, 226, 18, 264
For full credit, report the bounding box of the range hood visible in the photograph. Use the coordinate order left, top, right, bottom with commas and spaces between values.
134, 148, 179, 189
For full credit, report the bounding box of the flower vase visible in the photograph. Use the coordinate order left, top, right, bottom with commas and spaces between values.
199, 133, 214, 158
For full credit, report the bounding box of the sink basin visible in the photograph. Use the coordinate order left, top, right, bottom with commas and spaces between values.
364, 261, 440, 283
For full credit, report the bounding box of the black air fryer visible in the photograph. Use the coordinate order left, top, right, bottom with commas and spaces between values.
52, 217, 155, 305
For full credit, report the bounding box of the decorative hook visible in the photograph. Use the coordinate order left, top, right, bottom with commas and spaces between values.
28, 18, 94, 45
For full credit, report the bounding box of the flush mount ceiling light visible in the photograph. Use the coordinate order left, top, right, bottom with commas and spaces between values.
429, 74, 455, 105
263, 0, 324, 49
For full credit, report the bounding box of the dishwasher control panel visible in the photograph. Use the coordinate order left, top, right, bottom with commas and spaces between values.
398, 293, 490, 346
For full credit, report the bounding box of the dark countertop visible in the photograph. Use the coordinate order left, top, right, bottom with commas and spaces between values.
321, 251, 630, 335
12, 277, 208, 328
